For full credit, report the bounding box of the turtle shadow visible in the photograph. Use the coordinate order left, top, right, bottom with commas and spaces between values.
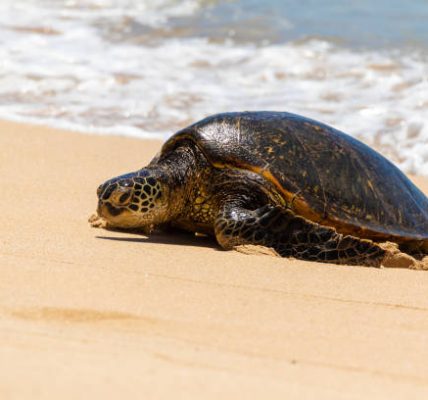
96, 230, 219, 250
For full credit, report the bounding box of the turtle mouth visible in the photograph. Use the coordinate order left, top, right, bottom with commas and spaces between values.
106, 202, 124, 217
97, 201, 125, 218
97, 201, 151, 229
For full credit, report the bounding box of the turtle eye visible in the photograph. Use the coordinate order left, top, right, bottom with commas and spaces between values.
110, 187, 133, 206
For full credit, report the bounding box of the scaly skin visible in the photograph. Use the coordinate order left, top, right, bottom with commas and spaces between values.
215, 204, 386, 266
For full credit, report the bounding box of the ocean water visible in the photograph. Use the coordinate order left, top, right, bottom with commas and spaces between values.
0, 0, 427, 174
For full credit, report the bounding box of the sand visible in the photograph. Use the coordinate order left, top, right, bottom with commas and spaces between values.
1, 120, 428, 399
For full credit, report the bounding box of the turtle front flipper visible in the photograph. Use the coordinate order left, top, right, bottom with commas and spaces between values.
215, 205, 387, 267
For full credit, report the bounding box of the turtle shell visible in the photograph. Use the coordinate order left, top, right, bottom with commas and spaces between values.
162, 111, 428, 242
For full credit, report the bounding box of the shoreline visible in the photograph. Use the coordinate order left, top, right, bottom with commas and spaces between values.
1, 119, 428, 399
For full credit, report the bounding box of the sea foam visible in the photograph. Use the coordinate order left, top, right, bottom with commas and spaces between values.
0, 1, 427, 175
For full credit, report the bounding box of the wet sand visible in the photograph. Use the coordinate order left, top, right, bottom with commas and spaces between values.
1, 120, 428, 399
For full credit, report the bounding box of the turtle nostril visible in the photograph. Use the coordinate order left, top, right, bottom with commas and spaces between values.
102, 184, 117, 200
97, 185, 103, 197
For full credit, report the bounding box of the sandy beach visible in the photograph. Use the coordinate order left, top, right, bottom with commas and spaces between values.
1, 119, 428, 399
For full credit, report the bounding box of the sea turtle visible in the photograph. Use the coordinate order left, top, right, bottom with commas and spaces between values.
92, 111, 428, 267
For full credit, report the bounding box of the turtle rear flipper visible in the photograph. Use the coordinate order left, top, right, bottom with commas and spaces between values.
215, 204, 387, 267
399, 240, 428, 259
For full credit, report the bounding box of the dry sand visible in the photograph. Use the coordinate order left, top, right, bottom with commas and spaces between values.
1, 120, 428, 399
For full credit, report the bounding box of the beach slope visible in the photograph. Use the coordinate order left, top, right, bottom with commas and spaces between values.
1, 120, 428, 399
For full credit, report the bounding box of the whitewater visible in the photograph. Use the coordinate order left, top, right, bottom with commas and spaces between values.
0, 0, 427, 174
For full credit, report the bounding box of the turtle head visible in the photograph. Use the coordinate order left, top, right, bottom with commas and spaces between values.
96, 169, 169, 231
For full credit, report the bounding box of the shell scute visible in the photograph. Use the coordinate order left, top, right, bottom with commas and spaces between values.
162, 111, 428, 241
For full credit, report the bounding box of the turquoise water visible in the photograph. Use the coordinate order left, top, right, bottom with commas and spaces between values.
147, 0, 428, 49
0, 0, 427, 173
